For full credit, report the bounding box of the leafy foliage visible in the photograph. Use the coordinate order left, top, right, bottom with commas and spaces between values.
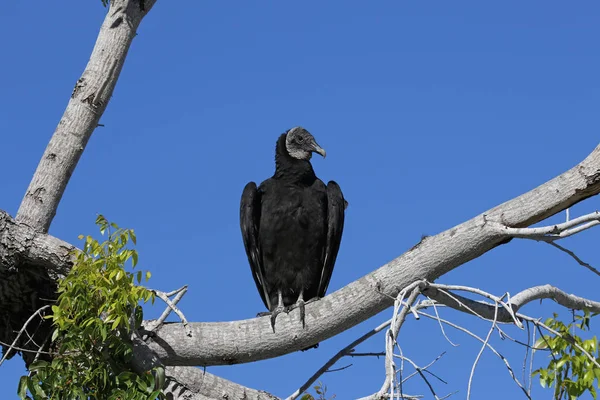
301, 381, 336, 400
18, 215, 161, 400
533, 311, 600, 400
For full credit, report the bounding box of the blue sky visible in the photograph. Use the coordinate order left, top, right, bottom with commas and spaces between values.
1, 1, 599, 398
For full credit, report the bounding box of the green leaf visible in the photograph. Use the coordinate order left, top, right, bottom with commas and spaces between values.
17, 376, 28, 399
155, 366, 166, 391
51, 328, 60, 342
534, 337, 548, 350
26, 378, 46, 400
112, 315, 121, 330
149, 390, 162, 400
28, 360, 49, 372
555, 358, 568, 369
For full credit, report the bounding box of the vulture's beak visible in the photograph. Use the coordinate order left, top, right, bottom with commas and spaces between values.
311, 142, 327, 158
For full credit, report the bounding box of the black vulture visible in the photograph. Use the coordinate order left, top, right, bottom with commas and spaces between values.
240, 127, 346, 330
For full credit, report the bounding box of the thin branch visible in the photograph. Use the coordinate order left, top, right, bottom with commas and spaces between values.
286, 280, 424, 400
467, 300, 499, 400
394, 354, 444, 400
378, 287, 422, 398
400, 352, 447, 385
423, 284, 600, 323
284, 319, 389, 400
428, 283, 522, 327
528, 322, 535, 397
349, 352, 387, 357
325, 364, 353, 373
146, 286, 191, 336
498, 211, 600, 241
0, 339, 54, 358
417, 311, 532, 399
428, 299, 459, 347
546, 241, 600, 277
0, 305, 51, 367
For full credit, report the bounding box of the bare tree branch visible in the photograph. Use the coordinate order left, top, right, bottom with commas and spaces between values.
423, 283, 600, 322
416, 311, 531, 399
165, 366, 279, 400
15, 0, 158, 233
0, 305, 51, 367
546, 241, 600, 277
467, 301, 499, 400
145, 286, 191, 336
378, 287, 421, 398
496, 211, 600, 241
394, 354, 446, 400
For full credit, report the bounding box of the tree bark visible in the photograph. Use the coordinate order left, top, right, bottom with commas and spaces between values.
165, 367, 279, 400
15, 0, 157, 233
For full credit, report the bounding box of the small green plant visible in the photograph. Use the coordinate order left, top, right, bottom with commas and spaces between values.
301, 381, 336, 400
533, 311, 600, 400
18, 215, 160, 400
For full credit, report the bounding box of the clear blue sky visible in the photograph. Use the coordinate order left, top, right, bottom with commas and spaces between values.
1, 1, 599, 398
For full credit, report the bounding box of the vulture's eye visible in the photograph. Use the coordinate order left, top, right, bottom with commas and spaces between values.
297, 136, 305, 143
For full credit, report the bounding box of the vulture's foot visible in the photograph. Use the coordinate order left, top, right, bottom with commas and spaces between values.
269, 290, 285, 332
294, 290, 307, 328
297, 298, 306, 328
270, 305, 285, 332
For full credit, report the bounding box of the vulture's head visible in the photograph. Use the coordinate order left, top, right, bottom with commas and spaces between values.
285, 127, 326, 161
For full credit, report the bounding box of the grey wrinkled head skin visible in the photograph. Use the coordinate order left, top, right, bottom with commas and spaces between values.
285, 127, 327, 160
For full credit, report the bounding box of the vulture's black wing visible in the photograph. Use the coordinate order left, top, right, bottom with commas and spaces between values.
240, 182, 270, 310
317, 181, 346, 297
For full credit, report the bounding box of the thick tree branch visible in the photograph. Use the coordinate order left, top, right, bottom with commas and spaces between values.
144, 144, 600, 366
15, 0, 158, 233
0, 210, 74, 276
165, 367, 279, 400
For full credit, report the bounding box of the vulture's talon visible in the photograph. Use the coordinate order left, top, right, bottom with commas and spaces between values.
297, 299, 306, 328
270, 305, 285, 332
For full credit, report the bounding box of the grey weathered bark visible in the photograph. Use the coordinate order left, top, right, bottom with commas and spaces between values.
15, 0, 157, 233
165, 367, 278, 400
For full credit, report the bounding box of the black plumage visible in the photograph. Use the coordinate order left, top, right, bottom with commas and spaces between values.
240, 127, 346, 329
